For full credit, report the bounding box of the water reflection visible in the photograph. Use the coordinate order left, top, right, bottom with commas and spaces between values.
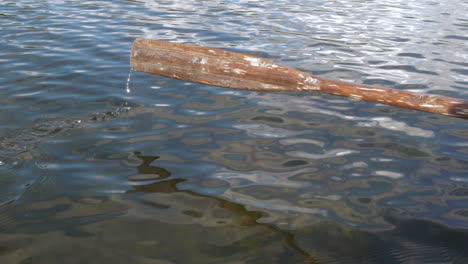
1, 0, 467, 263
1, 144, 467, 263
122, 153, 468, 263
124, 153, 314, 262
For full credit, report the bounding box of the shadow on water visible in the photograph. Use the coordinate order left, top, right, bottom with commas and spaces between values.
123, 153, 468, 264
0, 152, 467, 263
127, 152, 318, 263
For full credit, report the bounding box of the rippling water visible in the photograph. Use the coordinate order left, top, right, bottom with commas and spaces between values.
1, 0, 468, 263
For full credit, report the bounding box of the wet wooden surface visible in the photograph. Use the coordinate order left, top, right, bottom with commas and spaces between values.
131, 39, 468, 120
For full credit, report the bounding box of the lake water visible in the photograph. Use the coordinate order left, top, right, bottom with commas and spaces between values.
1, 0, 468, 263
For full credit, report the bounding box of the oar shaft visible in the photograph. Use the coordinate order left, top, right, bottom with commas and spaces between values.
131, 39, 468, 119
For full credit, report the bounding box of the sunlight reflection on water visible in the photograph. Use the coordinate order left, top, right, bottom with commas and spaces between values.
1, 0, 467, 263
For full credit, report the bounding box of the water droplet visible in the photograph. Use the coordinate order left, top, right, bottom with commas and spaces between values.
126, 69, 133, 94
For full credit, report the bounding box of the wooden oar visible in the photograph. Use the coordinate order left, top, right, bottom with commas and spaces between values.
130, 38, 468, 120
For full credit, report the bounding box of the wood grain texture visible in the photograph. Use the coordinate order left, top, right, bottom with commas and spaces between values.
131, 38, 468, 120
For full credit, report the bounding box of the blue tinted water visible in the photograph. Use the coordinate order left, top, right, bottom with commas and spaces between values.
1, 0, 468, 263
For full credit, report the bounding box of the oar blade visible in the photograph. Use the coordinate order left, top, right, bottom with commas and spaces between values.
130, 39, 468, 120
130, 39, 319, 92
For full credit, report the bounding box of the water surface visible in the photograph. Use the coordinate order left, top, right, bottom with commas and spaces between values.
1, 0, 468, 263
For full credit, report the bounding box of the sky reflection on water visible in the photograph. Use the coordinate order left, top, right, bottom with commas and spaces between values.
1, 0, 468, 263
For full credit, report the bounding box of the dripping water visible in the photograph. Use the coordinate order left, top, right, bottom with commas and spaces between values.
126, 68, 133, 94
118, 68, 134, 114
